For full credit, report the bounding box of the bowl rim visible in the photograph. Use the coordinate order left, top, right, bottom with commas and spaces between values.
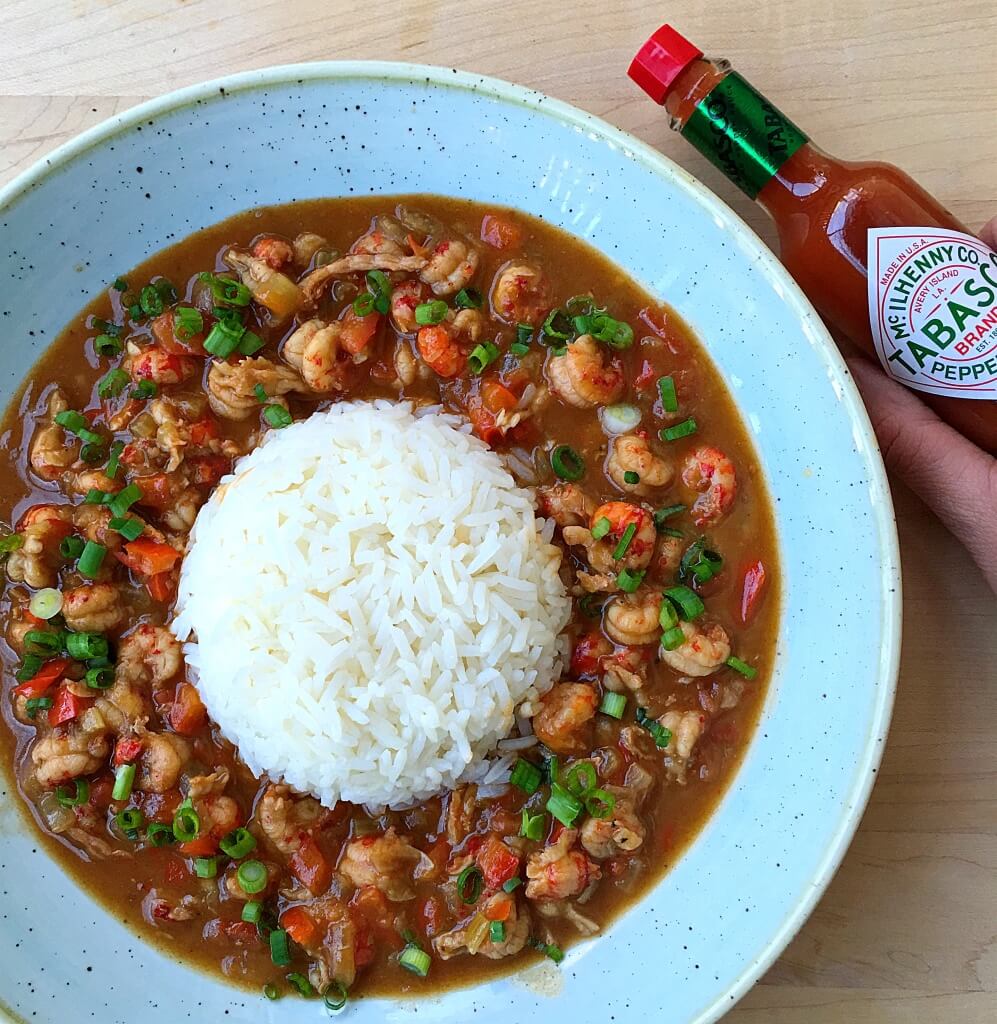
0, 59, 902, 1024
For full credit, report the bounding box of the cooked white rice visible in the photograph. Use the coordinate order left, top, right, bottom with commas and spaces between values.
171, 400, 570, 809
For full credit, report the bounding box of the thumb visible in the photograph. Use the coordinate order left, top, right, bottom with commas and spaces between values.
846, 356, 997, 591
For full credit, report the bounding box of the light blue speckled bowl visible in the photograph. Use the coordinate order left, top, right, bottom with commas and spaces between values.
0, 63, 900, 1024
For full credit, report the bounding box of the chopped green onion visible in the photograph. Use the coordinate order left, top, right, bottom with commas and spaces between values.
112, 277, 128, 292
564, 294, 599, 316
97, 369, 130, 398
520, 809, 545, 841
54, 410, 87, 434
366, 269, 393, 314
194, 856, 220, 879
77, 427, 104, 447
546, 782, 582, 827
563, 762, 597, 799
110, 763, 135, 802
502, 876, 522, 893
661, 625, 686, 651
516, 323, 533, 344
599, 403, 642, 434
85, 665, 115, 690
467, 341, 500, 374
115, 808, 144, 839
543, 755, 559, 784
635, 707, 673, 748
353, 291, 376, 316
587, 314, 634, 349
623, 470, 640, 485
398, 945, 432, 977
104, 441, 124, 480
663, 585, 706, 621
138, 284, 164, 318
172, 799, 201, 843
263, 405, 293, 429
679, 539, 723, 585
658, 375, 679, 413
241, 901, 263, 924
415, 299, 448, 325
220, 827, 256, 859
199, 272, 252, 307
15, 655, 44, 682
213, 305, 245, 330
269, 929, 291, 966
659, 598, 679, 630
55, 778, 90, 808
509, 758, 542, 795
660, 418, 698, 442
108, 517, 144, 541
578, 593, 604, 618
94, 334, 123, 358
585, 788, 616, 819
203, 318, 245, 358
85, 488, 109, 506
541, 308, 572, 340
726, 655, 758, 680
454, 287, 482, 310
24, 630, 61, 655
611, 522, 637, 560
323, 981, 348, 1012
79, 442, 105, 465
108, 484, 141, 518
60, 535, 85, 560
130, 380, 157, 401
617, 568, 646, 593
237, 859, 268, 894
29, 588, 63, 620
550, 445, 584, 481
173, 306, 203, 340
263, 982, 280, 1001
653, 504, 686, 531
65, 631, 108, 660
25, 697, 53, 718
154, 278, 178, 305
0, 533, 24, 554
91, 318, 122, 337
285, 972, 313, 997
490, 921, 506, 943
590, 517, 611, 541
238, 330, 265, 356
599, 692, 626, 719
541, 942, 564, 964
456, 864, 483, 904
146, 822, 175, 847
77, 541, 107, 580
510, 342, 530, 356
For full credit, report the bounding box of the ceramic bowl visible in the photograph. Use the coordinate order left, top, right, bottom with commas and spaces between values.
0, 62, 900, 1024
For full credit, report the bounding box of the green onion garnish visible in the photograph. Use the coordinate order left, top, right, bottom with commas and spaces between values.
60, 535, 85, 560
467, 341, 500, 374
0, 533, 24, 554
130, 380, 157, 401
241, 901, 263, 924
584, 788, 616, 819
77, 541, 107, 579
366, 270, 393, 314
587, 313, 634, 349
146, 822, 175, 847
79, 442, 105, 465
15, 654, 43, 682
456, 864, 483, 904
97, 368, 130, 398
502, 876, 522, 893
172, 799, 201, 843
194, 856, 220, 879
353, 292, 376, 317
663, 584, 705, 621
611, 522, 637, 560
653, 504, 686, 531
173, 306, 203, 340
269, 929, 291, 966
105, 441, 124, 480
154, 278, 177, 305
94, 334, 123, 358
65, 631, 108, 660
546, 782, 582, 827
237, 859, 268, 895
590, 516, 611, 540
660, 417, 698, 442
115, 808, 144, 839
563, 762, 597, 799
254, 384, 268, 403
658, 375, 679, 413
55, 778, 90, 808
112, 277, 128, 292
550, 445, 584, 481
91, 318, 122, 337
660, 624, 686, 651
263, 983, 280, 1001
139, 284, 164, 318
323, 981, 348, 1011
489, 921, 506, 944
237, 330, 264, 355
24, 630, 61, 654
725, 655, 757, 679
54, 410, 87, 434
286, 973, 314, 997
623, 470, 640, 485
112, 764, 136, 803
85, 665, 114, 689
454, 287, 483, 310
199, 272, 252, 307
399, 945, 432, 977
219, 827, 256, 859
415, 299, 448, 325
510, 342, 530, 356
520, 810, 545, 841
108, 483, 141, 518
659, 598, 679, 631
616, 568, 646, 593
109, 517, 144, 542
541, 308, 572, 340
509, 758, 542, 795
25, 697, 53, 718
263, 405, 293, 429
516, 323, 533, 344
635, 707, 673, 748
542, 942, 564, 964
599, 692, 626, 719
28, 587, 62, 619
203, 318, 245, 358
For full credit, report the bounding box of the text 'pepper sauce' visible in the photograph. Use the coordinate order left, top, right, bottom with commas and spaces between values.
630, 25, 997, 455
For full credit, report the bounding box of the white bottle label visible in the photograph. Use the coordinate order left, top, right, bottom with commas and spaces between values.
867, 227, 997, 399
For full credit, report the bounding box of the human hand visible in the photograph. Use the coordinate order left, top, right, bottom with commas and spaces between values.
846, 216, 997, 592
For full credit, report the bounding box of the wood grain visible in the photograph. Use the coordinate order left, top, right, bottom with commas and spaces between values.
2, 2, 995, 1020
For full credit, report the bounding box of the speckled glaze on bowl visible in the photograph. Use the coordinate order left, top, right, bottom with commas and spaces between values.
0, 62, 900, 1024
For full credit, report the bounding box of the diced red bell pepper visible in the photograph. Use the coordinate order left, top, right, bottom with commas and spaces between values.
169, 682, 207, 736
12, 657, 70, 698
475, 833, 520, 890
114, 737, 144, 765
123, 539, 182, 576
570, 632, 611, 677
189, 455, 230, 488
189, 418, 220, 446
48, 685, 90, 726
145, 571, 176, 604
280, 905, 319, 947
353, 925, 376, 968
480, 379, 518, 414
339, 308, 381, 355
151, 310, 206, 357
290, 834, 332, 895
738, 559, 767, 626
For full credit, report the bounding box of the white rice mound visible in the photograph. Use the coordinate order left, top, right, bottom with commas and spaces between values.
171, 400, 570, 809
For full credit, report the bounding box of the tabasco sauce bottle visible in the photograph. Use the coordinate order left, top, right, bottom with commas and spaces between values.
629, 25, 997, 455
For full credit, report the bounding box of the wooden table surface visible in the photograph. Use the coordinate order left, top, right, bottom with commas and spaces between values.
3, 1, 995, 1020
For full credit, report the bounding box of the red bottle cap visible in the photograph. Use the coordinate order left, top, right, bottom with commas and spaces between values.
628, 25, 703, 105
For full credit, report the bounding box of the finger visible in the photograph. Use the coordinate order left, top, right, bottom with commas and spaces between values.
846, 356, 997, 590
981, 215, 997, 250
